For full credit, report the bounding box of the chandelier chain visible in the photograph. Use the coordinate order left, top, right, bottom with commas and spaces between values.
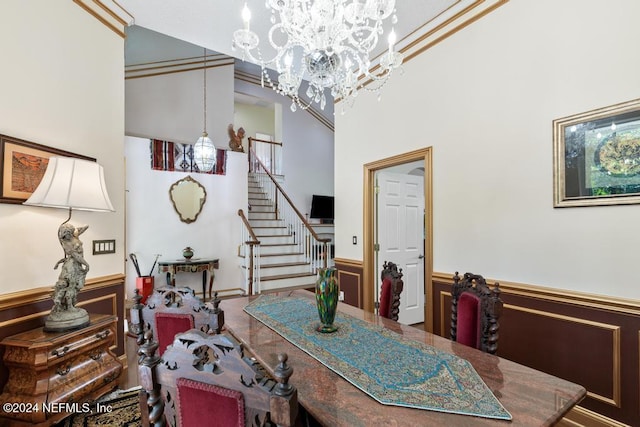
203, 47, 207, 134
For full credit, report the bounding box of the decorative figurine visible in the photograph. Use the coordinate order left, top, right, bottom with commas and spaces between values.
228, 124, 246, 152
45, 222, 91, 331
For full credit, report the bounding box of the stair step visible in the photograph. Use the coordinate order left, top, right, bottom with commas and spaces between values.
257, 253, 306, 263
253, 228, 290, 236
249, 199, 273, 206
258, 262, 311, 276
259, 244, 301, 255
249, 205, 275, 213
257, 235, 294, 245
249, 219, 285, 227
260, 261, 309, 268
260, 272, 316, 281
248, 212, 277, 220
237, 253, 306, 262
259, 252, 304, 257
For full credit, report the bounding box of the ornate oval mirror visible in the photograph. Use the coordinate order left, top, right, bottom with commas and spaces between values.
169, 175, 206, 224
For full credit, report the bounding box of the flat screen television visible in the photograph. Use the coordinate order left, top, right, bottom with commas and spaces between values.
310, 195, 334, 223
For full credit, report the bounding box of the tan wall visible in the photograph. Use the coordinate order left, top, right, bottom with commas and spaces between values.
234, 102, 276, 143
334, 0, 640, 300
0, 1, 126, 293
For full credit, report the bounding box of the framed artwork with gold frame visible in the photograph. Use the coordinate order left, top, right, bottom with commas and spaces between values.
0, 134, 95, 204
553, 98, 640, 207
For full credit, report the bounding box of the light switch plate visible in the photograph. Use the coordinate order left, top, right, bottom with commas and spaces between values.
93, 239, 116, 255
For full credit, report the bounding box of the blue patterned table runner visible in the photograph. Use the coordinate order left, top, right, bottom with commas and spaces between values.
244, 295, 511, 420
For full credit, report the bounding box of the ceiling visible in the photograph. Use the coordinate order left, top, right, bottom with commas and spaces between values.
121, 0, 462, 116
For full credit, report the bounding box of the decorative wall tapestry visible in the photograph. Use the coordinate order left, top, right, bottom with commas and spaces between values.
150, 139, 226, 175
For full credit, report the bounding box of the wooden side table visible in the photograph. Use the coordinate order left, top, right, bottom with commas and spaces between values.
0, 314, 122, 426
157, 258, 219, 301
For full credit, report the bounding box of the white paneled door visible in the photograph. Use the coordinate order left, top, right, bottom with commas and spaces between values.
377, 172, 425, 325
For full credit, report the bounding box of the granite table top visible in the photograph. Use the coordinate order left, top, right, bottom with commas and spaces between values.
221, 290, 586, 427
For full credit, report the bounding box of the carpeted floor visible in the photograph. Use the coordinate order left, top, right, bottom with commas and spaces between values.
55, 387, 142, 427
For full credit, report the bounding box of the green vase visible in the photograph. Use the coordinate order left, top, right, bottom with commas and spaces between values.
315, 267, 339, 333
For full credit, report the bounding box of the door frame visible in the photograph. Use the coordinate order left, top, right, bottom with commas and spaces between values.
363, 147, 434, 332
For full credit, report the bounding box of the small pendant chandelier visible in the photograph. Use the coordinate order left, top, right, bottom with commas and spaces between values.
193, 47, 216, 172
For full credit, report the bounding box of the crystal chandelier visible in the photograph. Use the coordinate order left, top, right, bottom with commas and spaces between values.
232, 0, 403, 112
193, 48, 216, 172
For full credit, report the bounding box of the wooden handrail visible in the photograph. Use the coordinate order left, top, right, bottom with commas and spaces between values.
247, 137, 283, 175
238, 209, 260, 295
250, 148, 331, 244
248, 136, 283, 146
237, 209, 260, 244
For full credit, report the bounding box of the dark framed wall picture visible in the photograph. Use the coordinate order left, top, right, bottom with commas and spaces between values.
553, 98, 640, 207
0, 134, 95, 204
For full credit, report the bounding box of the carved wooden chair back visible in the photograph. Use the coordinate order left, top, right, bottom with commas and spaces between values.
450, 272, 503, 354
379, 261, 404, 321
129, 287, 224, 355
138, 329, 298, 427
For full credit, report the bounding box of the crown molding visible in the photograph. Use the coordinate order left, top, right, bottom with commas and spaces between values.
235, 70, 334, 133
73, 0, 134, 38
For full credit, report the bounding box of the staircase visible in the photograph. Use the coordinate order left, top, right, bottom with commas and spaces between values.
244, 173, 317, 292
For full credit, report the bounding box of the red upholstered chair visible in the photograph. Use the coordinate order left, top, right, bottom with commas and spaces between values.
379, 261, 404, 321
155, 312, 194, 356
138, 329, 299, 427
129, 286, 225, 356
177, 378, 245, 427
450, 272, 503, 354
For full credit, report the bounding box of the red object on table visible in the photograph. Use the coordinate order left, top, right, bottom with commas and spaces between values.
136, 276, 154, 303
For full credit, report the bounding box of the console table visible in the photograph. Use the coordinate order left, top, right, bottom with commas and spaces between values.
0, 314, 122, 426
157, 258, 219, 301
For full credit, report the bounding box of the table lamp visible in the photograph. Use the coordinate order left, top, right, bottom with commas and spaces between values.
23, 156, 114, 332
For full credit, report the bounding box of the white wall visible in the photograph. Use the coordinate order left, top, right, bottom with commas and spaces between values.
0, 1, 125, 292
125, 65, 234, 148
125, 136, 247, 297
125, 57, 243, 297
335, 0, 640, 300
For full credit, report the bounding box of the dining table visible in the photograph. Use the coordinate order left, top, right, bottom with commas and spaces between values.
221, 290, 586, 426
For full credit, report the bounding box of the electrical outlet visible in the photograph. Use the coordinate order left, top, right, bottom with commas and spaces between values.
339, 290, 345, 301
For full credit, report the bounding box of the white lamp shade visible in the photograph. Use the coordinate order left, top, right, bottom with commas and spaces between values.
23, 156, 114, 212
